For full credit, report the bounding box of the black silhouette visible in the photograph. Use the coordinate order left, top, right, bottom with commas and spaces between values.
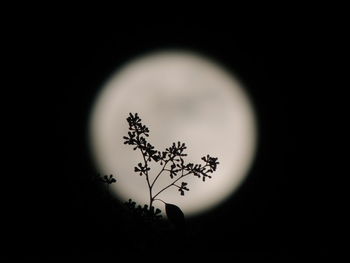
97, 174, 117, 184
164, 202, 185, 227
122, 113, 220, 222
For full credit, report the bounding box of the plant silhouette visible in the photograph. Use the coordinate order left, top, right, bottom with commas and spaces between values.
97, 174, 117, 185
122, 113, 219, 223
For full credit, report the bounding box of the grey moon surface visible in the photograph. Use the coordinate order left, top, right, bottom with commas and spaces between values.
90, 51, 257, 217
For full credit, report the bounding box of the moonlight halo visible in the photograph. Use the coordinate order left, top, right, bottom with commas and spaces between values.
90, 50, 257, 217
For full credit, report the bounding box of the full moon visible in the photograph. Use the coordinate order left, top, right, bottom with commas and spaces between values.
89, 50, 257, 217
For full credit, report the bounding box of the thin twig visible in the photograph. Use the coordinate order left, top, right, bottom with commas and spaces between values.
152, 171, 192, 200
151, 158, 170, 189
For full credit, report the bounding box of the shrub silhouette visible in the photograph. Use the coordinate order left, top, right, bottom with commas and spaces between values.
122, 113, 219, 224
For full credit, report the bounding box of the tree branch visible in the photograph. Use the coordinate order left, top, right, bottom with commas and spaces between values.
150, 158, 170, 189
152, 171, 192, 200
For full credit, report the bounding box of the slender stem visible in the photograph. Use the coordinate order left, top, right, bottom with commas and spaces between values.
135, 131, 153, 208
152, 171, 191, 200
153, 198, 166, 204
150, 158, 170, 189
141, 149, 153, 208
153, 163, 210, 200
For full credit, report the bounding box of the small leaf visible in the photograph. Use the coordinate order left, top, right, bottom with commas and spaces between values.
165, 203, 185, 227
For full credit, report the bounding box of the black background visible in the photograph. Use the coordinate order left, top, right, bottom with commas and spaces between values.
4, 10, 347, 260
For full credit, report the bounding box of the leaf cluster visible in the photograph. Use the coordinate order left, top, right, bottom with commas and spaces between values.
123, 113, 220, 199
97, 174, 117, 185
124, 199, 162, 222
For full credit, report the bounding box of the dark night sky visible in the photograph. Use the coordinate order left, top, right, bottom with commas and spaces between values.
3, 11, 347, 259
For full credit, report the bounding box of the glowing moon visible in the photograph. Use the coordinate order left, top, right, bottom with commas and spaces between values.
90, 50, 257, 217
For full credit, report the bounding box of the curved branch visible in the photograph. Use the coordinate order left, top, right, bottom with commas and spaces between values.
152, 171, 192, 200
150, 159, 170, 189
